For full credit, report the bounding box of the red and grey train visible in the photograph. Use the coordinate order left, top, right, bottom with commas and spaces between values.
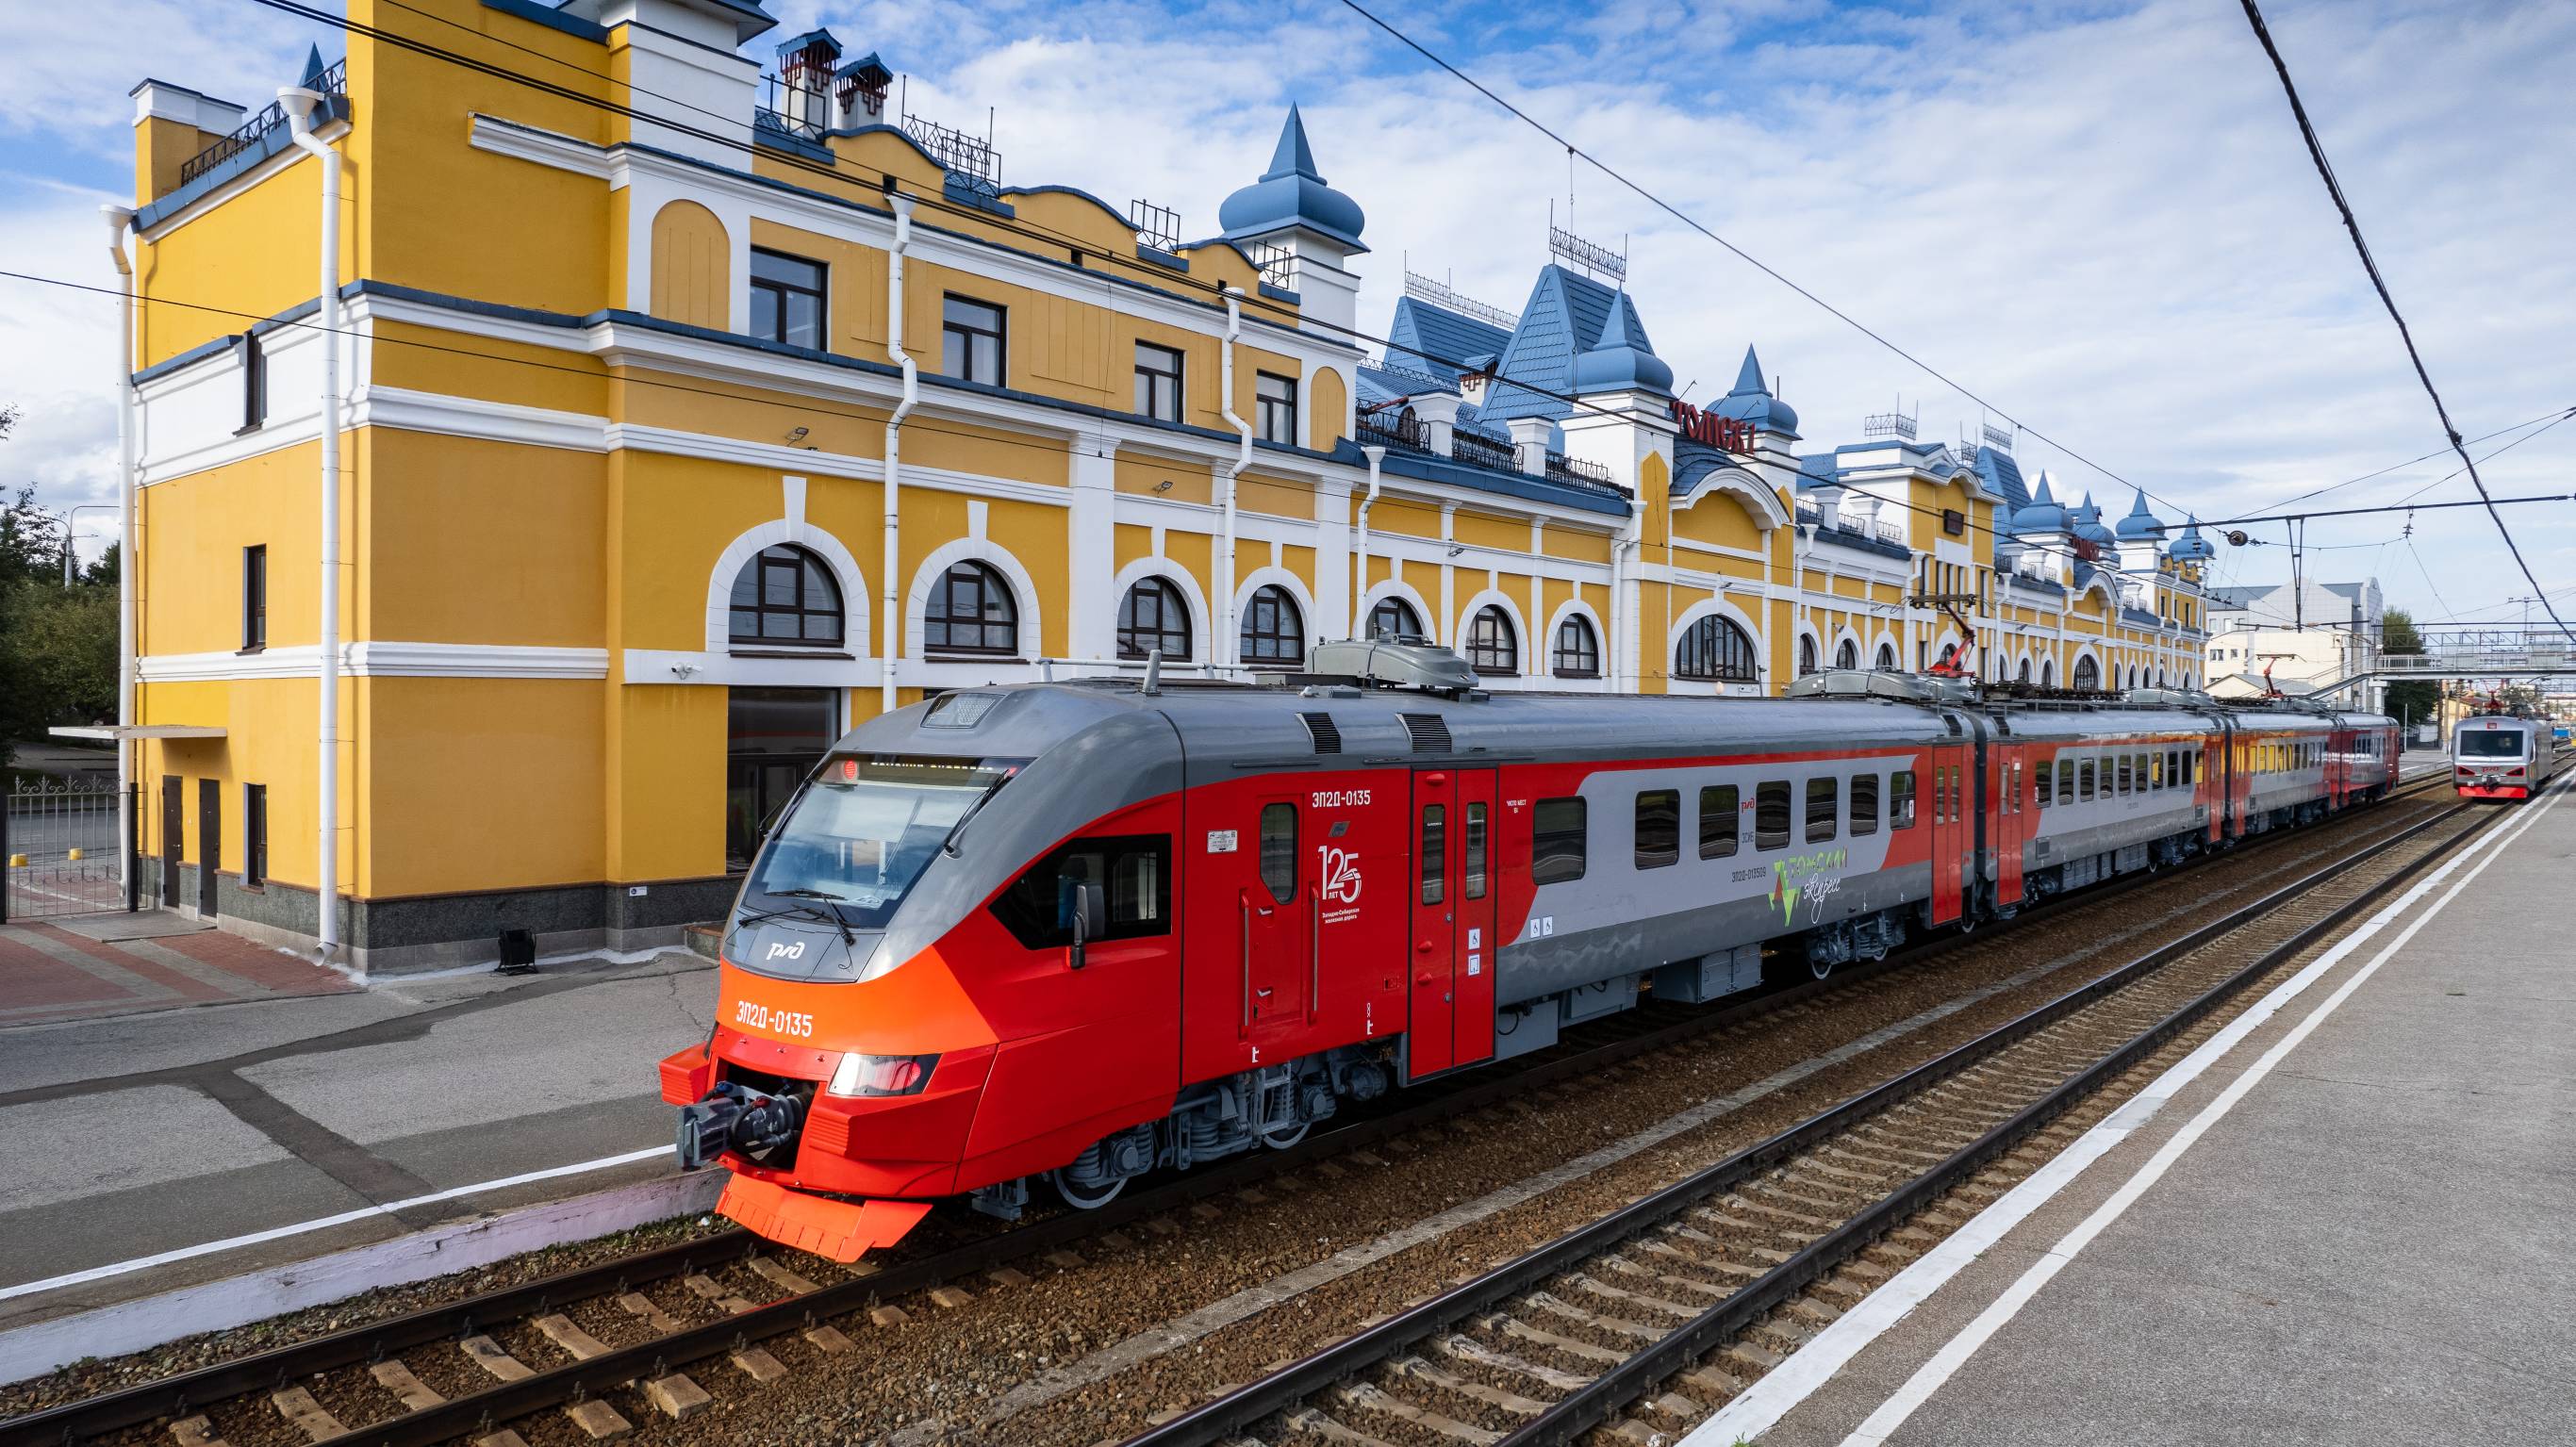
2451, 712, 2560, 800
660, 645, 2400, 1260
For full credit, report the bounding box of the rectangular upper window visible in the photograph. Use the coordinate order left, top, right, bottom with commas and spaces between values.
242, 783, 268, 888
241, 545, 267, 651
1256, 370, 1298, 445
750, 249, 826, 351
1755, 781, 1792, 850
1634, 790, 1679, 869
237, 333, 266, 434
1134, 341, 1183, 422
1532, 797, 1586, 885
1698, 784, 1739, 859
942, 294, 1005, 385
1850, 773, 1880, 836
1805, 778, 1837, 843
1891, 770, 1917, 829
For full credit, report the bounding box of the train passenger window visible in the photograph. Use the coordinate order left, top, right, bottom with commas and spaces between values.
2079, 759, 2096, 800
2165, 749, 2179, 786
1464, 803, 1488, 900
2185, 750, 2197, 786
2035, 760, 2054, 809
2058, 760, 2075, 806
1699, 785, 1740, 859
1807, 778, 1839, 843
989, 833, 1174, 949
1635, 790, 1680, 869
1420, 805, 1445, 906
1891, 771, 1918, 830
1851, 774, 1880, 836
1260, 803, 1297, 905
2117, 755, 2131, 796
1756, 781, 1792, 849
1532, 797, 1587, 884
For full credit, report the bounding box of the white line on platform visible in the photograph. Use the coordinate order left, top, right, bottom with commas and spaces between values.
1685, 783, 2566, 1447
0, 1144, 671, 1305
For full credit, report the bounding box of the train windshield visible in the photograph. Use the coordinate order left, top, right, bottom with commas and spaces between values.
2456, 730, 2527, 759
744, 754, 1021, 929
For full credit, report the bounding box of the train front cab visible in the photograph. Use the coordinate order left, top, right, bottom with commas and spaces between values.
2454, 716, 2543, 800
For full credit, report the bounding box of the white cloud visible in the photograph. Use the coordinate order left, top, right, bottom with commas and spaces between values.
1, 0, 2567, 622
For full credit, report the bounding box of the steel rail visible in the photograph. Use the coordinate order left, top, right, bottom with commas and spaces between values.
0, 774, 2441, 1447
1119, 797, 2485, 1447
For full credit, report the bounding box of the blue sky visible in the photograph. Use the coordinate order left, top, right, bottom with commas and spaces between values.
4, 0, 2570, 630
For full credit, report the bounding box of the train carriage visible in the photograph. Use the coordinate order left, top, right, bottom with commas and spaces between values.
660, 649, 2399, 1261
2452, 714, 2557, 800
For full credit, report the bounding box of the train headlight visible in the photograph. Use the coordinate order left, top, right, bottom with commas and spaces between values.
827, 1051, 939, 1098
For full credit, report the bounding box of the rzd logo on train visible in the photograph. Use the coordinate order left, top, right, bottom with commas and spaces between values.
765, 941, 807, 962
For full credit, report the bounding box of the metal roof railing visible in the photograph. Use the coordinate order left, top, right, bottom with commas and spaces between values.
178, 58, 345, 187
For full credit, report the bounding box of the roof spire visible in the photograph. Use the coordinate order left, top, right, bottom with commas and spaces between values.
301, 43, 329, 85
1730, 344, 1766, 396
1266, 104, 1320, 181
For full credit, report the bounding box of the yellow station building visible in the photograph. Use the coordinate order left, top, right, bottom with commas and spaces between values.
108, 0, 2209, 970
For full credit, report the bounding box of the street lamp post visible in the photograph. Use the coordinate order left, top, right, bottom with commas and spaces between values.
61, 503, 116, 584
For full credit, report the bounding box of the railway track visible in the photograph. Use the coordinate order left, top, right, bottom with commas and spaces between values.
1114, 793, 2493, 1447
0, 776, 2450, 1447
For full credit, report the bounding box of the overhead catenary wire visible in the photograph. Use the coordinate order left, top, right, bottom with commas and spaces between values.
2237, 0, 2574, 645
1329, 0, 2193, 522
151, 0, 2100, 591
168, 0, 2494, 600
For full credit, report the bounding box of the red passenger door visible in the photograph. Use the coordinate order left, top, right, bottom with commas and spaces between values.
1405, 768, 1496, 1080
1928, 749, 1965, 926
1992, 748, 2026, 908
1240, 794, 1310, 1045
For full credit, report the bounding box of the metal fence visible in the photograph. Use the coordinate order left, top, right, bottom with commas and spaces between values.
2, 779, 134, 922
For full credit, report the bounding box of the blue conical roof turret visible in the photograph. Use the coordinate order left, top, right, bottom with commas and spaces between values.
2015, 471, 2066, 532
2114, 487, 2166, 539
1571, 291, 1674, 395
1710, 344, 1799, 436
2168, 516, 2217, 561
1217, 105, 1368, 252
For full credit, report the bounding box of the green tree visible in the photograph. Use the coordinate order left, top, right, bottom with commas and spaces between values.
0, 472, 121, 766
2380, 607, 2438, 732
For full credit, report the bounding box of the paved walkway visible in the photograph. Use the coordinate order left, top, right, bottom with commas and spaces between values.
0, 942, 716, 1336
0, 914, 355, 1028
1705, 782, 2571, 1447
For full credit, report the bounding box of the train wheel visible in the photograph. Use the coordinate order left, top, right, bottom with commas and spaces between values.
1808, 956, 1835, 981
1049, 1168, 1127, 1210
1258, 1118, 1311, 1150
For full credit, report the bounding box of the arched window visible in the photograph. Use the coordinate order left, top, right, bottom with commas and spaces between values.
1240, 584, 1305, 666
924, 560, 1017, 655
1799, 635, 1820, 677
2072, 655, 2101, 691
2018, 657, 2031, 683
1875, 643, 1897, 671
1115, 577, 1190, 660
729, 544, 843, 647
2042, 658, 2057, 687
1835, 639, 1858, 670
1465, 606, 1517, 676
1553, 615, 1601, 679
1367, 596, 1425, 642
1676, 616, 1760, 683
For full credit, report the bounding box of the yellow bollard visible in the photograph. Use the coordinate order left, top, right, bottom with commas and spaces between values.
66, 847, 83, 862
7, 854, 24, 868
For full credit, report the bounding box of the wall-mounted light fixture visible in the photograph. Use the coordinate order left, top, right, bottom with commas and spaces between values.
785, 426, 809, 444
1152, 479, 1174, 493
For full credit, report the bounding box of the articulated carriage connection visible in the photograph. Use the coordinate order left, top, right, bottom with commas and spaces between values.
660, 648, 2399, 1260
2452, 714, 2559, 801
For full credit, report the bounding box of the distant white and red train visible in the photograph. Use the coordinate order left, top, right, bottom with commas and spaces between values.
2451, 713, 2559, 800
660, 645, 2399, 1261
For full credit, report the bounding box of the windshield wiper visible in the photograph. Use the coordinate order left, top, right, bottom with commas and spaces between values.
739, 894, 856, 945
941, 779, 1013, 858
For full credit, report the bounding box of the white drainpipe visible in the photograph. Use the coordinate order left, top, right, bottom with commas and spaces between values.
1353, 445, 1384, 632
104, 206, 136, 891
881, 192, 917, 716
281, 88, 342, 962
1217, 288, 1252, 666
1610, 500, 1643, 692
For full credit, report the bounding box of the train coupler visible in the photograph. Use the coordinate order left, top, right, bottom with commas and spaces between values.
676, 1080, 804, 1169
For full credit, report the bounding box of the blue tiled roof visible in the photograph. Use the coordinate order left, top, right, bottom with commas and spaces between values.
1478, 264, 1652, 429
1386, 295, 1511, 382
1672, 440, 1742, 498
1974, 446, 2031, 513
1355, 361, 1456, 409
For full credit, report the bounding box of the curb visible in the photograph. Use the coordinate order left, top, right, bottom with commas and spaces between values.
0, 1172, 723, 1388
